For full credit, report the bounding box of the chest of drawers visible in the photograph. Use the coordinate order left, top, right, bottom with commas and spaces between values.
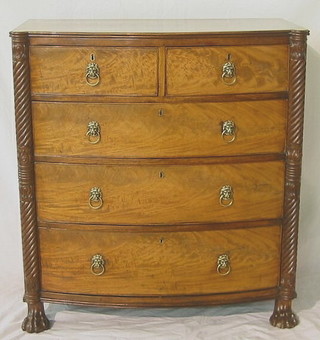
10, 19, 308, 333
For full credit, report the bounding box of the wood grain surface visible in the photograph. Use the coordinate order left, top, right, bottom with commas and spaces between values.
40, 288, 278, 307
166, 45, 288, 95
39, 225, 281, 295
35, 161, 285, 224
32, 100, 287, 158
30, 46, 158, 96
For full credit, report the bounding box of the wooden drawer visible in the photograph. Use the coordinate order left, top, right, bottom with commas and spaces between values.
39, 225, 281, 295
33, 100, 287, 158
30, 46, 158, 96
166, 45, 288, 95
35, 161, 284, 224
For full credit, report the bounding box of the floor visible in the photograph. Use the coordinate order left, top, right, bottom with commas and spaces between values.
1, 272, 320, 340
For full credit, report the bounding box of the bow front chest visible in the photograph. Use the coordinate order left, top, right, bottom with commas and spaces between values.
10, 19, 308, 333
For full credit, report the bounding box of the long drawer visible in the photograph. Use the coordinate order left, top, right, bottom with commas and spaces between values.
33, 100, 287, 158
39, 225, 281, 295
30, 46, 159, 96
35, 161, 284, 224
166, 45, 288, 95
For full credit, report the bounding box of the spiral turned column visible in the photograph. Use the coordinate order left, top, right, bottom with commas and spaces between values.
11, 32, 50, 333
270, 30, 308, 329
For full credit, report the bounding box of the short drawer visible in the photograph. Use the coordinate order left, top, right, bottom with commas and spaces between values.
35, 161, 284, 224
166, 45, 288, 95
30, 46, 158, 96
32, 100, 287, 158
39, 225, 281, 295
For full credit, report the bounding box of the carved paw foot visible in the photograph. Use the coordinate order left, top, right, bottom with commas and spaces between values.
22, 303, 50, 333
270, 302, 298, 328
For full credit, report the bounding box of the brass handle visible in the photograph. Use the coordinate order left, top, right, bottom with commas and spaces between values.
221, 120, 236, 143
221, 54, 236, 86
91, 254, 105, 276
86, 62, 100, 87
219, 185, 234, 207
89, 187, 103, 210
217, 254, 231, 276
86, 121, 101, 144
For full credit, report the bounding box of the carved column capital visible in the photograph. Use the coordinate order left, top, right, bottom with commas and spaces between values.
289, 31, 308, 61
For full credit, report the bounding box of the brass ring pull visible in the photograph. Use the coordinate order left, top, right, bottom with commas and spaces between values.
86, 121, 101, 144
217, 254, 231, 276
89, 187, 103, 210
86, 62, 100, 87
86, 73, 100, 87
88, 133, 101, 144
221, 72, 236, 86
219, 185, 234, 207
221, 120, 236, 143
91, 254, 105, 276
221, 54, 236, 86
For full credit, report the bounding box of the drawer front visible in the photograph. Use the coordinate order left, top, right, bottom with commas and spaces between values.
39, 226, 281, 295
166, 45, 288, 95
30, 46, 158, 96
35, 161, 284, 224
33, 100, 286, 158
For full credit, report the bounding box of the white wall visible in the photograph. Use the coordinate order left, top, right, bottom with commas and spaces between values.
1, 0, 319, 310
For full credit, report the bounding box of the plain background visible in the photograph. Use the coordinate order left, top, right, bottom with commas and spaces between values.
1, 1, 320, 339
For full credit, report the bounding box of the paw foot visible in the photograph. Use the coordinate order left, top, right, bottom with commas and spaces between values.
22, 303, 50, 333
270, 310, 298, 329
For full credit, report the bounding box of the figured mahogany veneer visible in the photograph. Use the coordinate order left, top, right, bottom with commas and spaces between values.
10, 19, 308, 333
30, 46, 159, 96
166, 45, 288, 95
39, 226, 281, 295
32, 100, 287, 158
35, 161, 284, 224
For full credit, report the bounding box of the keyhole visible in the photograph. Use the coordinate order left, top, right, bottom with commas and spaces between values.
158, 108, 165, 117
90, 53, 96, 61
159, 238, 165, 244
159, 171, 165, 179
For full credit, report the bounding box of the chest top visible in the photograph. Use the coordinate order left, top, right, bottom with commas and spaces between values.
12, 18, 306, 34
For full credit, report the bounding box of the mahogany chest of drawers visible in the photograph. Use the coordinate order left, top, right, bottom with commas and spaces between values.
10, 19, 308, 333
